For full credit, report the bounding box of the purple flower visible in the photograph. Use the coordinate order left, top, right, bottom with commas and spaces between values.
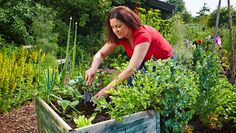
215, 35, 221, 46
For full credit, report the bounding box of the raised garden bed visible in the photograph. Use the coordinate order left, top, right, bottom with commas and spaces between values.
35, 97, 160, 133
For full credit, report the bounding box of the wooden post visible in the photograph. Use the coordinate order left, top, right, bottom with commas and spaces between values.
228, 0, 235, 83
214, 0, 221, 50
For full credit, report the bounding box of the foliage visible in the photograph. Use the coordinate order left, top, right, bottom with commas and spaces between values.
77, 32, 106, 56
138, 8, 172, 39
0, 0, 112, 55
50, 81, 84, 115
0, 0, 59, 48
185, 23, 212, 43
0, 0, 36, 45
73, 113, 96, 128
216, 26, 236, 74
34, 54, 58, 100
196, 3, 210, 17
219, 26, 236, 51
195, 15, 210, 26
192, 46, 235, 128
58, 99, 79, 114
165, 14, 194, 67
167, 14, 186, 46
92, 97, 109, 113
167, 0, 186, 12
104, 46, 129, 68
216, 78, 236, 125
110, 0, 143, 9
208, 7, 236, 28
34, 0, 112, 51
44, 68, 57, 102
106, 59, 198, 133
181, 10, 193, 23
0, 36, 6, 48
31, 4, 59, 55
0, 48, 41, 112
72, 22, 78, 78
158, 62, 198, 133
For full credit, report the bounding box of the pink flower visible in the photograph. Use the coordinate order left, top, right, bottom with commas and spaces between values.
215, 36, 221, 46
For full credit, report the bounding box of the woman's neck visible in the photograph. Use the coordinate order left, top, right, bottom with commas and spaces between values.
126, 28, 133, 42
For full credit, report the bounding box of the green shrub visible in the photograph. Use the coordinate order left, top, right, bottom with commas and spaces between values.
106, 59, 198, 132
192, 46, 235, 128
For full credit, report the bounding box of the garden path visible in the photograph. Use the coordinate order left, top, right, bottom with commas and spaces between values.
0, 101, 37, 133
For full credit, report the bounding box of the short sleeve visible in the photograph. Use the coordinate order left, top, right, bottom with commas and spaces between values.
133, 32, 151, 47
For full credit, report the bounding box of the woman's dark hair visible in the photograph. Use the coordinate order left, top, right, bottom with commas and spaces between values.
105, 6, 142, 44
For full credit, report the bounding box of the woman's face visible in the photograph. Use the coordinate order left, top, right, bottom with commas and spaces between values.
110, 18, 131, 39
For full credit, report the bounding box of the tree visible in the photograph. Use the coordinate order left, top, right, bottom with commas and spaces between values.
167, 0, 186, 12
194, 3, 210, 26
208, 7, 236, 28
0, 0, 38, 45
181, 10, 193, 23
196, 3, 210, 16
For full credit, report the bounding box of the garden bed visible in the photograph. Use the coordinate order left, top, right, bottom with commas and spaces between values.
35, 97, 160, 133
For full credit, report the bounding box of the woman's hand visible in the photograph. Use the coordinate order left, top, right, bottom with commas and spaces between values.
95, 87, 109, 98
85, 68, 97, 86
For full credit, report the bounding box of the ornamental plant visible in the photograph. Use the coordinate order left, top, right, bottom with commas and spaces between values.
105, 59, 199, 132
0, 48, 40, 112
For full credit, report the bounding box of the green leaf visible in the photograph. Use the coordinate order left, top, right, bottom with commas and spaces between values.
58, 99, 70, 112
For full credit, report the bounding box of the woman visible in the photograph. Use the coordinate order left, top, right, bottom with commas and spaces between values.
85, 6, 173, 98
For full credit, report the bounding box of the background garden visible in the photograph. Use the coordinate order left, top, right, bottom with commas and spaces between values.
0, 0, 236, 132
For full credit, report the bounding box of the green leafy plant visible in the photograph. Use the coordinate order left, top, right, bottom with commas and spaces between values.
68, 74, 91, 92
44, 68, 57, 102
92, 97, 109, 113
192, 46, 235, 128
106, 59, 198, 133
138, 8, 172, 38
58, 99, 79, 114
73, 113, 97, 128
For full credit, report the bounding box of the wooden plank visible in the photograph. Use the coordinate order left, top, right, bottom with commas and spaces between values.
73, 111, 160, 133
35, 98, 72, 133
36, 97, 160, 133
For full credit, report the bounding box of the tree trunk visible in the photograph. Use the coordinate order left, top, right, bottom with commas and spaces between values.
228, 0, 235, 83
213, 0, 221, 50
214, 0, 221, 36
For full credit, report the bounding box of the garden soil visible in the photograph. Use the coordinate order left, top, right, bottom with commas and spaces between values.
0, 100, 37, 133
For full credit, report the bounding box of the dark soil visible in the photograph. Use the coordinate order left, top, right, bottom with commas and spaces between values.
53, 99, 111, 129
0, 100, 37, 133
